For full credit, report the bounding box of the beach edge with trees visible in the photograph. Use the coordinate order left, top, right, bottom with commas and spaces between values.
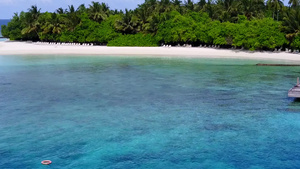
1, 0, 300, 51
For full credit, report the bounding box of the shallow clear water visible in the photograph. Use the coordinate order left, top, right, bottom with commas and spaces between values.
1, 55, 300, 169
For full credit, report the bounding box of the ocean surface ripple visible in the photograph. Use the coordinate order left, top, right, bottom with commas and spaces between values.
0, 55, 300, 169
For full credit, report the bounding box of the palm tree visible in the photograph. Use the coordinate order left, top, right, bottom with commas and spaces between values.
203, 0, 215, 19
195, 0, 206, 11
239, 0, 265, 20
157, 0, 173, 13
144, 0, 157, 12
172, 0, 183, 13
41, 13, 67, 35
267, 0, 284, 20
101, 3, 110, 14
67, 5, 76, 14
144, 13, 161, 33
115, 9, 140, 34
215, 0, 239, 22
282, 7, 300, 41
88, 1, 110, 22
135, 4, 151, 32
288, 0, 299, 7
77, 4, 87, 14
184, 0, 195, 11
56, 8, 66, 14
111, 9, 123, 15
21, 5, 41, 39
65, 5, 80, 31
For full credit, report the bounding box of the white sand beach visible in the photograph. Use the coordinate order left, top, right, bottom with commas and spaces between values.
0, 41, 300, 62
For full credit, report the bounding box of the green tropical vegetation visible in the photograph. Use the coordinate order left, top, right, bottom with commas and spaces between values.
1, 0, 300, 51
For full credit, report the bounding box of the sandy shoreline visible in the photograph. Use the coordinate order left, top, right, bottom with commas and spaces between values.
1, 41, 300, 62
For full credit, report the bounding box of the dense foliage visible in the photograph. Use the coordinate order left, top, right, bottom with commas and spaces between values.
1, 0, 300, 50
107, 33, 158, 46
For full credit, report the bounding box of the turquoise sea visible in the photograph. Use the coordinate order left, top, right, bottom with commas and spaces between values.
1, 55, 300, 169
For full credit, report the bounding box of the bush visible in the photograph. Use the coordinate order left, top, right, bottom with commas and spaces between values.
107, 33, 158, 46
155, 11, 197, 43
291, 35, 300, 50
233, 18, 287, 50
86, 15, 121, 43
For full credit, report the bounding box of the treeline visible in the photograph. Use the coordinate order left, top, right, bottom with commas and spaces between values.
1, 0, 300, 51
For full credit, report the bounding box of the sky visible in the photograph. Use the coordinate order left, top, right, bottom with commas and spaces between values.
0, 0, 290, 19
0, 0, 145, 19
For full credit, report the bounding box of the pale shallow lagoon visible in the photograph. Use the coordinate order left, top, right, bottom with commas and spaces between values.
0, 55, 300, 169
0, 38, 8, 42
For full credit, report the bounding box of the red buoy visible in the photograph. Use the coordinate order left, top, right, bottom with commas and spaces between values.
41, 160, 52, 165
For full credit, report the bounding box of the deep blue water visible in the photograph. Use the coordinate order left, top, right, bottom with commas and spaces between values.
0, 19, 10, 37
1, 55, 300, 169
